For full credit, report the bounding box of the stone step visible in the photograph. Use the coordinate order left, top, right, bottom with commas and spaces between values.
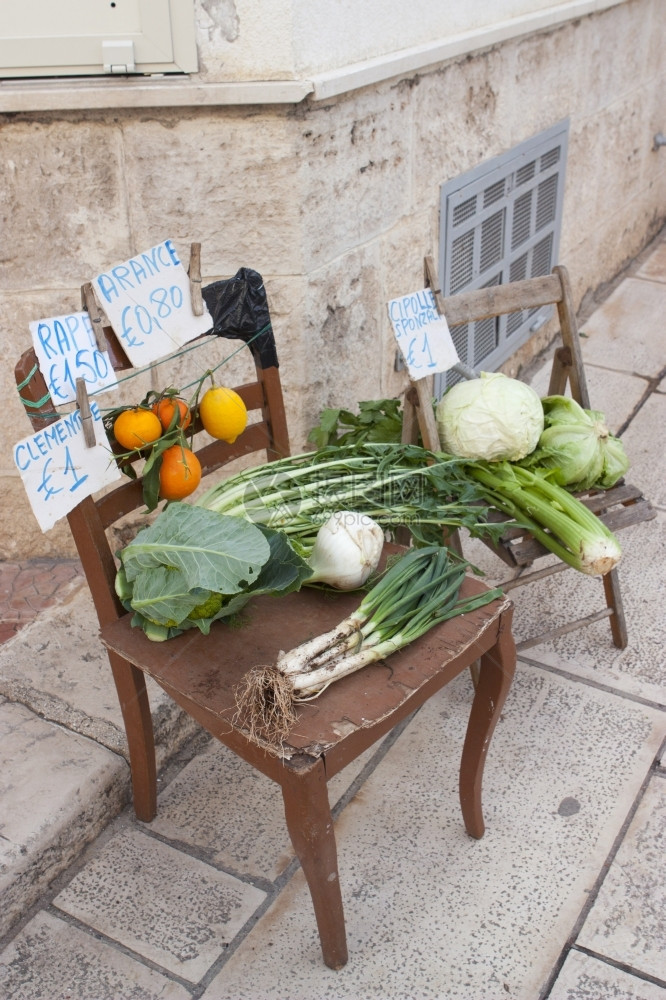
0, 585, 199, 938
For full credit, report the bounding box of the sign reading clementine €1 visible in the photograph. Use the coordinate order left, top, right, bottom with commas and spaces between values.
92, 239, 213, 368
13, 403, 122, 532
387, 288, 459, 379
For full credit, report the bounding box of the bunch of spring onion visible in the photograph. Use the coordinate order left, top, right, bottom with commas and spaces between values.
234, 545, 503, 745
197, 442, 506, 550
466, 461, 622, 576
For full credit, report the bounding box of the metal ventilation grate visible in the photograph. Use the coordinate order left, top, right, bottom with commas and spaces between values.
436, 120, 569, 393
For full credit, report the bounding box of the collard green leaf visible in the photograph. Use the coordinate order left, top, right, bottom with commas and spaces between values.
129, 565, 208, 626
188, 525, 313, 634
120, 503, 270, 593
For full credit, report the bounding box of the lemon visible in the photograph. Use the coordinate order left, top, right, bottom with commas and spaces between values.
199, 386, 248, 443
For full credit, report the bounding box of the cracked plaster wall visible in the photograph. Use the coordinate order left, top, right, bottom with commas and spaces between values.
0, 0, 664, 558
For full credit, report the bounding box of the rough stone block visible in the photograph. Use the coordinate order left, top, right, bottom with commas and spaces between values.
0, 701, 128, 938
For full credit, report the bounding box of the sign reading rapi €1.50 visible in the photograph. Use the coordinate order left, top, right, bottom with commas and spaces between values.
29, 310, 118, 407
92, 239, 213, 368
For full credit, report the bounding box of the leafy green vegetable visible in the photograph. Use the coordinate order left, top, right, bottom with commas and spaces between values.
120, 503, 270, 591
197, 442, 508, 549
308, 399, 403, 449
292, 397, 623, 578
520, 395, 629, 490
116, 503, 312, 640
436, 372, 544, 461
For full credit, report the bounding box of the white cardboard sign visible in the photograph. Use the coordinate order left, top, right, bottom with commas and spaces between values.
29, 311, 118, 406
387, 288, 459, 378
13, 402, 122, 532
92, 239, 212, 368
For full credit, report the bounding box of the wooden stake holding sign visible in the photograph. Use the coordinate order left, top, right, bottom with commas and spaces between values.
387, 257, 469, 560
188, 242, 204, 317
387, 255, 463, 452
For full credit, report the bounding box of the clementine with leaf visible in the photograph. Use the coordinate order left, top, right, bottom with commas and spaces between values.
152, 397, 191, 432
113, 407, 163, 451
158, 444, 202, 500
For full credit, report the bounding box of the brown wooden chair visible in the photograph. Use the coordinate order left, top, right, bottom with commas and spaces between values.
418, 258, 655, 653
15, 314, 515, 969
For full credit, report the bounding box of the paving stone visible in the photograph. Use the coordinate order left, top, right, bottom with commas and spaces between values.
579, 277, 666, 378
577, 776, 666, 983
619, 392, 666, 509
53, 827, 266, 982
0, 559, 84, 629
200, 665, 665, 999
635, 239, 666, 283
147, 737, 380, 881
508, 513, 665, 705
549, 949, 666, 999
0, 701, 128, 939
0, 910, 191, 1000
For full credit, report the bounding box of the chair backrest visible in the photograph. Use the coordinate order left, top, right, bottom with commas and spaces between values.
424, 258, 591, 409
15, 327, 290, 630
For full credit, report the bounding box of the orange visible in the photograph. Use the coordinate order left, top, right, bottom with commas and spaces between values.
152, 397, 192, 431
199, 386, 248, 443
113, 407, 163, 451
158, 444, 202, 500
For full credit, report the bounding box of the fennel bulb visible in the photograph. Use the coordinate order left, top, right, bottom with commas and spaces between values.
307, 511, 384, 590
436, 372, 544, 462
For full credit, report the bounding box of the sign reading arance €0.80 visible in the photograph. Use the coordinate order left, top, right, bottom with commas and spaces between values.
93, 239, 213, 368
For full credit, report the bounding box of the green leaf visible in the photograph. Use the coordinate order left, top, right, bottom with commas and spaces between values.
190, 525, 313, 634
120, 503, 270, 594
129, 565, 207, 626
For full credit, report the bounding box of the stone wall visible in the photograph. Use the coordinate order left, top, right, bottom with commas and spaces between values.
1, 0, 664, 559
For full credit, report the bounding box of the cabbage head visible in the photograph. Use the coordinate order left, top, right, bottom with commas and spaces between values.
435, 372, 544, 461
523, 395, 629, 490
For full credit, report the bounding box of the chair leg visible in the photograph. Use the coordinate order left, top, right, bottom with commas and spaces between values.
108, 650, 157, 822
603, 567, 628, 649
459, 607, 516, 840
280, 758, 348, 970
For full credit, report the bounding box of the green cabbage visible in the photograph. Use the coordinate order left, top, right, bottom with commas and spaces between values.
435, 372, 544, 461
524, 396, 629, 490
115, 503, 313, 640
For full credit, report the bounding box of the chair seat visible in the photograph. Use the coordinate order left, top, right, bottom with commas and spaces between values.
100, 573, 511, 774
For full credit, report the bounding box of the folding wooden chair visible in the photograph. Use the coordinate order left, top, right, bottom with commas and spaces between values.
420, 257, 655, 652
15, 303, 515, 968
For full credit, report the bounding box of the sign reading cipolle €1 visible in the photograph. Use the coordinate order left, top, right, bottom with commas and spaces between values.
387, 288, 459, 378
92, 239, 213, 368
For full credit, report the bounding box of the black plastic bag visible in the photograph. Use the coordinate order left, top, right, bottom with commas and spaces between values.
202, 268, 278, 370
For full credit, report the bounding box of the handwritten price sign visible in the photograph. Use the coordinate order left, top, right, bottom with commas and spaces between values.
30, 311, 118, 406
387, 288, 459, 378
93, 239, 212, 368
13, 403, 122, 532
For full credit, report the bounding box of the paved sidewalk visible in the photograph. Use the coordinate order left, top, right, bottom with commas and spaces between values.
0, 235, 664, 999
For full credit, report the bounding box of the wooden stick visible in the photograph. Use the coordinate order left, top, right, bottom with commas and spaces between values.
188, 242, 203, 316
81, 282, 107, 354
76, 377, 96, 448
